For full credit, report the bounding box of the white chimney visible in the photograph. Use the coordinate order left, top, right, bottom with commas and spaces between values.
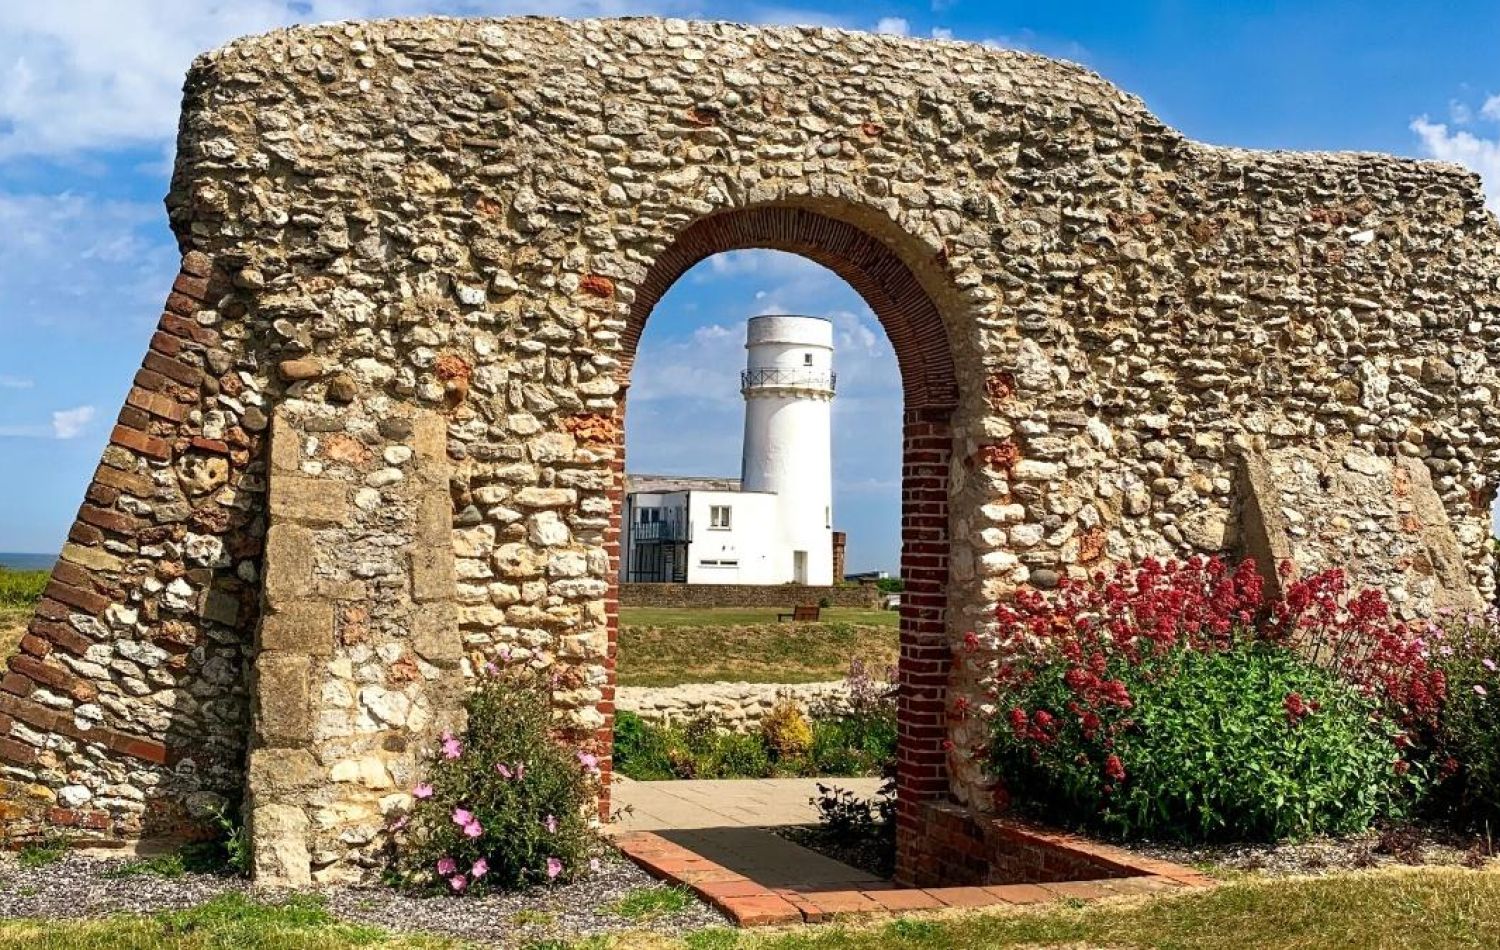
740, 315, 835, 585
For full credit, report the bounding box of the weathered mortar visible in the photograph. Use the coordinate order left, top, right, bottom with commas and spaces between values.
1, 16, 1497, 887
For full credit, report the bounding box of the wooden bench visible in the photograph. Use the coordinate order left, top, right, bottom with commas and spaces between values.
777, 604, 821, 623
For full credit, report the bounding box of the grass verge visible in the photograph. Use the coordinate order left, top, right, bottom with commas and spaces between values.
0, 606, 30, 666
604, 867, 1500, 950
0, 892, 458, 949
618, 611, 897, 688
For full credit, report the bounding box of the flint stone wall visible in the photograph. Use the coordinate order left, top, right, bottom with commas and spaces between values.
616, 680, 850, 733
2, 15, 1498, 887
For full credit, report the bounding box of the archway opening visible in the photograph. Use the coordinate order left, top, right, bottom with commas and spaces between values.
601, 206, 961, 885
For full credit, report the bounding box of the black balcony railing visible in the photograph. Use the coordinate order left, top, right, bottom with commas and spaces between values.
631, 518, 690, 543
740, 367, 837, 393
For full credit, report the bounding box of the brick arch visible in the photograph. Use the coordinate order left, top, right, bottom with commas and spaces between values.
605, 205, 959, 880
621, 205, 960, 411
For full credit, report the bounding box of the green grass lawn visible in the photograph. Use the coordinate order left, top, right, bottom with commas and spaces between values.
619, 607, 896, 629
617, 608, 898, 687
3, 868, 1498, 949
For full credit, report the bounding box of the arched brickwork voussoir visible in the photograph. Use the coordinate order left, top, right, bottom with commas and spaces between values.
604, 204, 962, 884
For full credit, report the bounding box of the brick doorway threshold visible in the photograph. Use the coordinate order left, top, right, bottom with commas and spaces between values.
607, 779, 1212, 927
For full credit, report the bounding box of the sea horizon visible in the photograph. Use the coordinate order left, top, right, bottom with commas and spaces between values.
0, 552, 54, 572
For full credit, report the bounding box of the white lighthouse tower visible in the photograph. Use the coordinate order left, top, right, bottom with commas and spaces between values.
740, 315, 835, 585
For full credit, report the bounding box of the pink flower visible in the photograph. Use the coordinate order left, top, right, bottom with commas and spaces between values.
544, 814, 558, 834
1483, 658, 1497, 672
1477, 684, 1490, 697
546, 857, 563, 880
578, 751, 600, 775
441, 731, 464, 759
463, 820, 484, 838
436, 857, 457, 876
483, 661, 499, 676
452, 807, 475, 827
589, 857, 601, 873
449, 873, 467, 892
413, 783, 434, 800
471, 858, 489, 878
495, 763, 512, 780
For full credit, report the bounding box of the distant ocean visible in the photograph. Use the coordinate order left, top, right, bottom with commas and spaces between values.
0, 553, 53, 572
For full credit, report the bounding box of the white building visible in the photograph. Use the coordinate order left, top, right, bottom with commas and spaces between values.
623, 315, 838, 585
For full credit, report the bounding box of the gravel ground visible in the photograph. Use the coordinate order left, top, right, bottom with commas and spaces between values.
0, 850, 725, 946
1135, 825, 1498, 877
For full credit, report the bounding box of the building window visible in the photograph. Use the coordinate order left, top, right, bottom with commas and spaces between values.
825, 506, 831, 528
699, 558, 739, 567
639, 507, 660, 523
803, 353, 814, 366
710, 505, 732, 528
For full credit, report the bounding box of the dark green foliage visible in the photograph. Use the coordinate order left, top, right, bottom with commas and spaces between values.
875, 577, 904, 594
397, 671, 600, 893
992, 646, 1409, 842
1433, 619, 1500, 827
611, 709, 896, 781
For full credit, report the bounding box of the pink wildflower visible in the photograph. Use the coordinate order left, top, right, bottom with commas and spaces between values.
546, 857, 563, 880
1477, 684, 1490, 697
413, 782, 434, 800
495, 763, 512, 780
449, 874, 467, 892
436, 857, 457, 876
589, 857, 601, 873
578, 751, 600, 775
463, 819, 484, 838
452, 807, 475, 827
1483, 658, 1498, 672
471, 858, 489, 878
441, 730, 463, 759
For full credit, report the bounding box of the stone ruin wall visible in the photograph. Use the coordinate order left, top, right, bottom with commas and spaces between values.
1, 17, 1498, 883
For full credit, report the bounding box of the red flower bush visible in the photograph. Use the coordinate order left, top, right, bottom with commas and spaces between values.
982, 556, 1440, 841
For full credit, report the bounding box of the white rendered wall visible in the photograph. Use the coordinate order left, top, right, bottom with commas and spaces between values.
740, 315, 835, 586
684, 490, 779, 584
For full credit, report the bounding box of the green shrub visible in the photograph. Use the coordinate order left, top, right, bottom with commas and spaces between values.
809, 714, 897, 776
612, 708, 893, 782
396, 670, 601, 893
613, 711, 676, 781
0, 568, 47, 609
992, 645, 1409, 842
1434, 617, 1500, 827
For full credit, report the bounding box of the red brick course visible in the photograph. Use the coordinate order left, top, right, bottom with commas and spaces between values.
612, 814, 1208, 929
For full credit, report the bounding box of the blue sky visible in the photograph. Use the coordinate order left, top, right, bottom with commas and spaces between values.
1, 2, 1498, 573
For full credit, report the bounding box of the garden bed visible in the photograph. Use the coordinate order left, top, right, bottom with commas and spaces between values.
1136, 823, 1497, 877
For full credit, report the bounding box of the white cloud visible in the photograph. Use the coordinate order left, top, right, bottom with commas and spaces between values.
1483, 95, 1500, 123
1411, 116, 1500, 212
51, 405, 96, 439
0, 376, 33, 389
0, 404, 95, 439
875, 17, 910, 36
0, 191, 177, 332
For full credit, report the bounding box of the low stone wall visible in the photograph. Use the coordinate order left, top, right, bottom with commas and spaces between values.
615, 680, 849, 732
618, 583, 880, 610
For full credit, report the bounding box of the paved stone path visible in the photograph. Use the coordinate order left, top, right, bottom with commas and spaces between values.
609, 777, 885, 888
